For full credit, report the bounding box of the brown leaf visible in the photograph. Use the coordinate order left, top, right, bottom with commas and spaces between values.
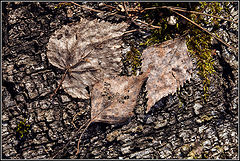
91, 73, 149, 124
47, 18, 128, 99
142, 37, 193, 112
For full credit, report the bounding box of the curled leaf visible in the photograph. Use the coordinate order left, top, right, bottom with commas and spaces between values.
142, 37, 193, 112
91, 73, 149, 124
47, 18, 129, 99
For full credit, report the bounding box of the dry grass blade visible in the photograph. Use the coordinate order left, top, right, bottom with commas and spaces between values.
134, 19, 161, 29
166, 6, 237, 23
70, 2, 126, 19
141, 5, 236, 23
171, 10, 238, 53
71, 2, 104, 13
123, 29, 139, 34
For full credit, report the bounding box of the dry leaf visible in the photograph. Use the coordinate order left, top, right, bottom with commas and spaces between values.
47, 18, 128, 99
91, 73, 149, 124
142, 37, 193, 112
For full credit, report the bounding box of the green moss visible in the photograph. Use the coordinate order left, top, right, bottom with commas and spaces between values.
123, 46, 142, 76
54, 2, 72, 9
186, 2, 224, 99
176, 88, 184, 108
186, 30, 215, 99
186, 142, 209, 159
16, 118, 30, 139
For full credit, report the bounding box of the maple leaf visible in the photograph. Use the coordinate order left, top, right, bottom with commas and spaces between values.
91, 73, 149, 124
142, 37, 193, 112
46, 18, 129, 99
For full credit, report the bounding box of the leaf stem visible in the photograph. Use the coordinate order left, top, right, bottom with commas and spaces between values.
50, 68, 70, 99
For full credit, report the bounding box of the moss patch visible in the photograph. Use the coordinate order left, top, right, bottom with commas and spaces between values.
16, 119, 30, 139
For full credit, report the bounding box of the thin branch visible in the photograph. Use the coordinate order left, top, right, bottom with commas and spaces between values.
123, 2, 129, 17
53, 94, 121, 158
134, 19, 161, 29
52, 118, 88, 159
75, 120, 92, 155
123, 29, 138, 34
102, 3, 117, 10
75, 104, 114, 155
72, 111, 83, 129
71, 2, 104, 13
141, 5, 236, 23
171, 10, 237, 53
71, 2, 161, 29
70, 1, 126, 19
163, 6, 237, 23
142, 6, 188, 12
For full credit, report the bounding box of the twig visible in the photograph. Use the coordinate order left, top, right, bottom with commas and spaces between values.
70, 1, 126, 19
75, 120, 92, 155
71, 2, 104, 13
121, 2, 159, 30
75, 104, 113, 155
102, 3, 117, 10
163, 6, 237, 23
123, 29, 138, 34
53, 110, 93, 158
107, 11, 120, 17
53, 96, 118, 158
171, 10, 237, 53
142, 6, 188, 12
141, 5, 236, 23
52, 118, 88, 159
123, 2, 129, 17
134, 19, 161, 29
72, 111, 83, 129
71, 2, 160, 29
